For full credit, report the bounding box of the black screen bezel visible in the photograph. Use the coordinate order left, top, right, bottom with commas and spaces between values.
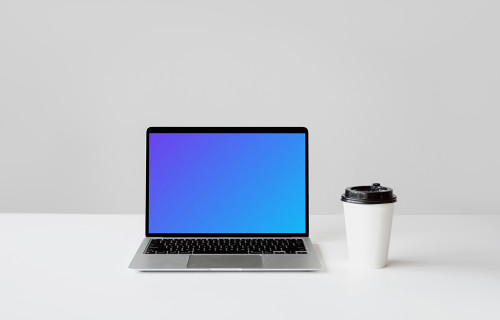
145, 127, 309, 237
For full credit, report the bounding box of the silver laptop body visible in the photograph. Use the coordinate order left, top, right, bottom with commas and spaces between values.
129, 127, 321, 271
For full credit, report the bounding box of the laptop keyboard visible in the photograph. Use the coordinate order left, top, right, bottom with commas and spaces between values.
144, 238, 307, 254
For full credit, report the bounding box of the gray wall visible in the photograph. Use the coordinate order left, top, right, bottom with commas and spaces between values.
1, 1, 499, 215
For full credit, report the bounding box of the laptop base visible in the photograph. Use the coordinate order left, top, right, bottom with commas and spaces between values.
129, 237, 321, 271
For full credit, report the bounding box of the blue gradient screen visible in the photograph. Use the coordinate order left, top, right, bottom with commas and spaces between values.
148, 133, 306, 234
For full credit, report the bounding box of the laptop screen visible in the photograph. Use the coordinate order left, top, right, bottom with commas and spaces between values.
147, 129, 307, 236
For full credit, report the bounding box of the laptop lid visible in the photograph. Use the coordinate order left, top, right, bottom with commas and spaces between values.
146, 127, 309, 237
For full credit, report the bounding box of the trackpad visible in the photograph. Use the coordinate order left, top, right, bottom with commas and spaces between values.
187, 255, 262, 269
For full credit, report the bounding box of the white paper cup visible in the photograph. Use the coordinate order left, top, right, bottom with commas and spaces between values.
341, 183, 397, 269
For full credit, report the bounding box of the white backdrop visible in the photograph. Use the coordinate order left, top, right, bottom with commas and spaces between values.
1, 0, 499, 214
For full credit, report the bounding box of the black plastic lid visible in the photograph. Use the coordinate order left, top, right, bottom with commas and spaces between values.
341, 183, 397, 204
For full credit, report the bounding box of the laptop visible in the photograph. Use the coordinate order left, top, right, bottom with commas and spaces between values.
129, 127, 321, 271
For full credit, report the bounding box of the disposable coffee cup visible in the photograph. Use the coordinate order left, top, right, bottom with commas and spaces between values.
341, 183, 397, 269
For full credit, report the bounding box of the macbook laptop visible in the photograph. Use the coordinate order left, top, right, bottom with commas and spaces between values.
129, 127, 321, 271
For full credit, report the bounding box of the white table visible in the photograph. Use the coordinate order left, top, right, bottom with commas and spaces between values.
1, 214, 499, 320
